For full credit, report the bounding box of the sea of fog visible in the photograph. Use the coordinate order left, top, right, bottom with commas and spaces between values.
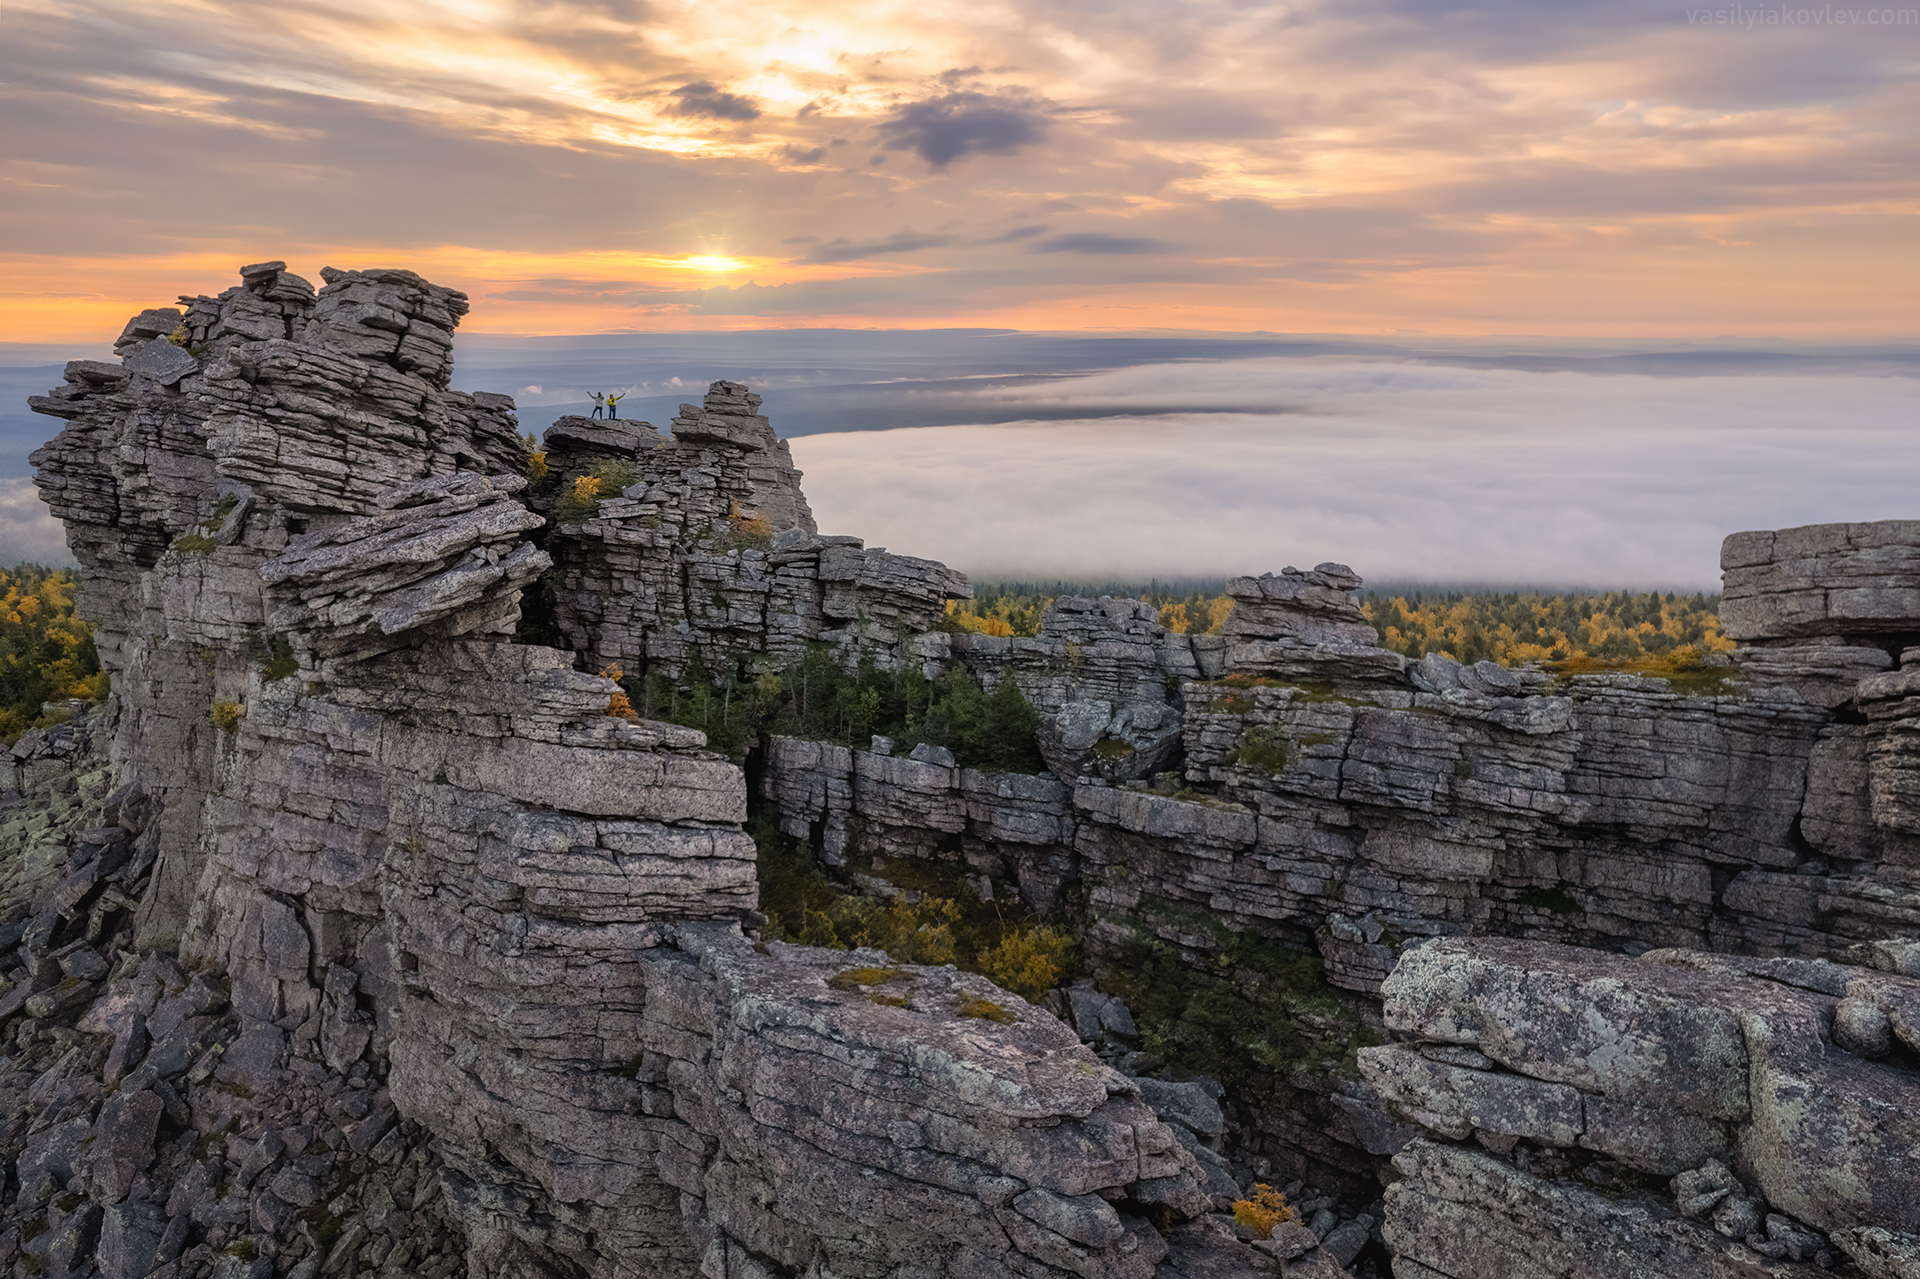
2, 331, 1916, 590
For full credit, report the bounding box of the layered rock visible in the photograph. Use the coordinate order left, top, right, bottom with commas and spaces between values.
1722, 521, 1920, 644
1218, 565, 1407, 683
28, 262, 528, 951
1373, 937, 1920, 1278
260, 473, 548, 660
22, 259, 1920, 1279
541, 383, 967, 677
758, 541, 1920, 1203
10, 266, 1255, 1279
410, 923, 1216, 1279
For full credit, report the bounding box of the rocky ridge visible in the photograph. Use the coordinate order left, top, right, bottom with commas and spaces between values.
6, 265, 1251, 1279
6, 261, 1919, 1279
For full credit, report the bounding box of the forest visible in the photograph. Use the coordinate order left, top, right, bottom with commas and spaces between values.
617, 646, 1045, 771
947, 582, 1735, 666
0, 565, 109, 744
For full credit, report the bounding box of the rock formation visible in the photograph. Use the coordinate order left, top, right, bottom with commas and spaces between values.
5, 260, 1918, 1279
5, 265, 1244, 1279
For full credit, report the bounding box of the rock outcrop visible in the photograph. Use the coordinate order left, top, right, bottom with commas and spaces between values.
757, 530, 1920, 1226
539, 382, 981, 678
13, 264, 1920, 1279
6, 265, 1254, 1279
1373, 936, 1920, 1278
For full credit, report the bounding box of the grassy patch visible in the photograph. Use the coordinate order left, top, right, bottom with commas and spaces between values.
170, 533, 217, 556
829, 966, 910, 990
1227, 724, 1290, 774
1207, 676, 1375, 713
1090, 736, 1136, 759
958, 996, 1014, 1024
1547, 648, 1744, 698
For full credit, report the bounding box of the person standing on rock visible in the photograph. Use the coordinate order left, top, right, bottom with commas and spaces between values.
591, 391, 606, 419
607, 391, 624, 420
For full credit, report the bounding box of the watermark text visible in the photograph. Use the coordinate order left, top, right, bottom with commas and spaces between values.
1685, 5, 1918, 25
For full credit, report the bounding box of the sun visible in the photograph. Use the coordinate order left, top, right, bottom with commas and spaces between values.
676, 255, 748, 272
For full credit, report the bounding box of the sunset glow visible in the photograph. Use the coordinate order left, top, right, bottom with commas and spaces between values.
2, 0, 1915, 340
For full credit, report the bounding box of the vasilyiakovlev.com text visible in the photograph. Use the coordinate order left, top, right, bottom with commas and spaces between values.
1686, 5, 1917, 23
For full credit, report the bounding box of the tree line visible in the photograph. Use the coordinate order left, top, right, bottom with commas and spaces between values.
947, 580, 1732, 667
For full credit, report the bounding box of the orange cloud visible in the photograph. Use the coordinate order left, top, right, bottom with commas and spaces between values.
3, 0, 1916, 340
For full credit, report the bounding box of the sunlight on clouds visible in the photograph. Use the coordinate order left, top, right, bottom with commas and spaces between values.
0, 247, 934, 340
5, 0, 1918, 335
588, 125, 715, 154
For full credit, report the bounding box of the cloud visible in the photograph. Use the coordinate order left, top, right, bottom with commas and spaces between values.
1029, 233, 1173, 255
981, 225, 1049, 244
0, 479, 74, 566
875, 91, 1049, 167
788, 357, 1920, 588
2, 0, 1916, 337
667, 80, 761, 121
800, 232, 956, 264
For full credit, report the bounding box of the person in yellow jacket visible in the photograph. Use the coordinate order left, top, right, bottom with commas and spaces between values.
606, 391, 624, 420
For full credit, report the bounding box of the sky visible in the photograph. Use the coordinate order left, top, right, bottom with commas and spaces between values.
4, 0, 1918, 338
3, 0, 1917, 585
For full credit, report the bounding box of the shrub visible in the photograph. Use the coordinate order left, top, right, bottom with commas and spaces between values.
263, 634, 298, 682
795, 893, 960, 966
554, 458, 639, 523
727, 513, 773, 551
1231, 1184, 1298, 1239
592, 457, 639, 494
555, 475, 603, 524
600, 663, 638, 719
523, 432, 548, 483
209, 700, 246, 733
976, 926, 1074, 1003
